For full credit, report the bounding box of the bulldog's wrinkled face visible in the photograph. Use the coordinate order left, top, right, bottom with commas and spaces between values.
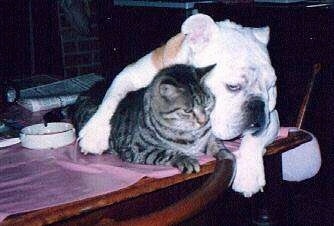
205, 63, 275, 139
180, 15, 277, 140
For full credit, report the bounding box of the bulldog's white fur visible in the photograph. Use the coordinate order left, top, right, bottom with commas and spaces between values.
78, 14, 280, 197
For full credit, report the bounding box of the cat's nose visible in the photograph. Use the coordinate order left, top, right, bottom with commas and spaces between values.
193, 108, 207, 125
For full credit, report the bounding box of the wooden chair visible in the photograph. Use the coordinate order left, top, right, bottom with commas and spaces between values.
295, 63, 321, 130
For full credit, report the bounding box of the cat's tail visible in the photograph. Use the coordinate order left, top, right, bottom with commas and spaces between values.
43, 81, 109, 127
43, 107, 71, 126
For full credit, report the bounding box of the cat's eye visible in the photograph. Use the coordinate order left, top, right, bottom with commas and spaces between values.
204, 103, 212, 110
226, 84, 242, 92
184, 108, 193, 113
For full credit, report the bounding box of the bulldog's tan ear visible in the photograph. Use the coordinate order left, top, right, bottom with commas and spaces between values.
163, 33, 186, 66
181, 13, 219, 53
252, 27, 270, 45
152, 33, 186, 69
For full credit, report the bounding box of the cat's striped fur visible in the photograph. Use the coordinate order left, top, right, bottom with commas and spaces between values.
44, 64, 232, 173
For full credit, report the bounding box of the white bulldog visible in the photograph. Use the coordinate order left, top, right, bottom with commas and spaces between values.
78, 14, 280, 197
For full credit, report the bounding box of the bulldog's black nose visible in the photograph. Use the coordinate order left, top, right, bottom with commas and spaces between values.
245, 98, 266, 136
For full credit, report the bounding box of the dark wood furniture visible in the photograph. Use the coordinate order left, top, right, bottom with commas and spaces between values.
0, 0, 63, 81
0, 131, 312, 226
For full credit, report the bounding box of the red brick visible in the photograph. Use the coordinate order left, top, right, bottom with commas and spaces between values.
64, 67, 79, 77
78, 40, 100, 52
78, 64, 102, 75
64, 53, 92, 67
92, 51, 101, 63
90, 25, 99, 36
59, 14, 72, 28
63, 42, 77, 53
60, 27, 74, 34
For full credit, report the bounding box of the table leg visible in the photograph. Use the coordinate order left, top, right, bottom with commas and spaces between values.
251, 153, 287, 226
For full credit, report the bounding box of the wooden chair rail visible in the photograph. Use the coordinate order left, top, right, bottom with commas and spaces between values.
296, 63, 322, 129
1, 131, 312, 226
265, 130, 312, 155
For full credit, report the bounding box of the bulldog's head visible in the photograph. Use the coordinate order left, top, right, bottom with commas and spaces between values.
171, 14, 277, 140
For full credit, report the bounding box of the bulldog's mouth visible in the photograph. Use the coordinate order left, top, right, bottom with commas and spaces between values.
209, 96, 269, 140
244, 124, 265, 136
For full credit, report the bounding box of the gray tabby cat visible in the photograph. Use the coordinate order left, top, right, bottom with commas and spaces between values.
44, 64, 233, 173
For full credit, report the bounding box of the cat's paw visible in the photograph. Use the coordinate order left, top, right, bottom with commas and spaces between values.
78, 116, 110, 155
232, 149, 265, 197
172, 156, 200, 174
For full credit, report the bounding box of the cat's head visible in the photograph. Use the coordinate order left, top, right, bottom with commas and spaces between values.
149, 64, 216, 130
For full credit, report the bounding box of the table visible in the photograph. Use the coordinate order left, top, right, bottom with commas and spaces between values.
0, 131, 312, 225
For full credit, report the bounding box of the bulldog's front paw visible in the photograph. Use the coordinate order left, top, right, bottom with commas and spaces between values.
79, 116, 110, 155
232, 150, 265, 197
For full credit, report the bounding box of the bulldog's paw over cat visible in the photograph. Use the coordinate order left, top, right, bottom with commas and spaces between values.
79, 114, 110, 155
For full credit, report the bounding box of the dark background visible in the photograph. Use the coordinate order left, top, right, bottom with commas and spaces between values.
0, 1, 333, 225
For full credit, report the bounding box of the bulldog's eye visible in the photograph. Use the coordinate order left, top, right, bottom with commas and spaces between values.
226, 84, 242, 92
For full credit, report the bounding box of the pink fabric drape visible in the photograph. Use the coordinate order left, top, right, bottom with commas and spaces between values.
0, 122, 289, 222
0, 142, 216, 222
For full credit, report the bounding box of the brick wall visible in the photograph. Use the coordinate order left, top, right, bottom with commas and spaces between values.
58, 1, 102, 78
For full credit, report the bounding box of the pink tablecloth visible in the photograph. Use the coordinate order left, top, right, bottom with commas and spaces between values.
0, 105, 321, 222
0, 127, 294, 222
0, 141, 218, 222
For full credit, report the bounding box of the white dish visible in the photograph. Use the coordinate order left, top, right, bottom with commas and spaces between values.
20, 122, 76, 149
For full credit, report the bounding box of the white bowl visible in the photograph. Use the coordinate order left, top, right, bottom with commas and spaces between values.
20, 122, 76, 149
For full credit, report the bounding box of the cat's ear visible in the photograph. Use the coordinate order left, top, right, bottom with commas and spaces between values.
196, 64, 216, 80
159, 83, 180, 100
